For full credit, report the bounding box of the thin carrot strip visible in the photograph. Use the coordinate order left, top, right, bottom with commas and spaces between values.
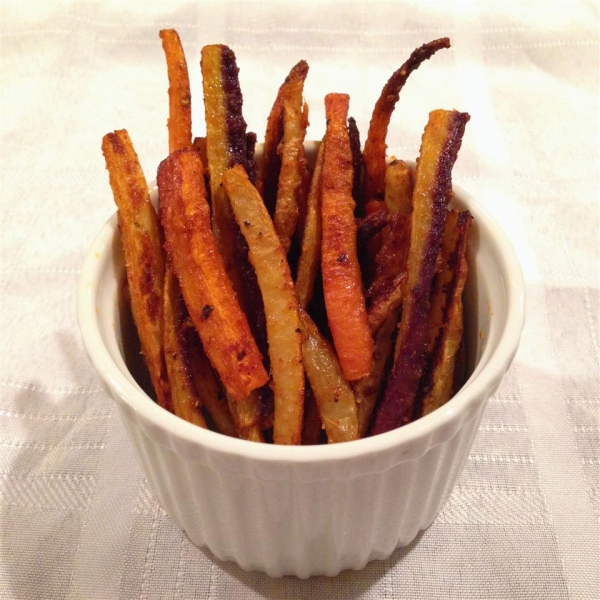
296, 139, 325, 309
159, 29, 192, 153
258, 60, 309, 213
321, 93, 373, 381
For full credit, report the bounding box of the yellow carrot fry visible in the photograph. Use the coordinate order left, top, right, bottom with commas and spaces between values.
223, 165, 304, 445
296, 139, 325, 309
299, 310, 359, 443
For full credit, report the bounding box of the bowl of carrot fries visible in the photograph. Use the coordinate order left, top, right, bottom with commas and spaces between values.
78, 31, 525, 577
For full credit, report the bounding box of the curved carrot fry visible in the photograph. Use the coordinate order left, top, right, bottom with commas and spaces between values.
362, 38, 450, 202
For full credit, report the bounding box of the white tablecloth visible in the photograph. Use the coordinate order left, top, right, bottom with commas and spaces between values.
1, 1, 598, 598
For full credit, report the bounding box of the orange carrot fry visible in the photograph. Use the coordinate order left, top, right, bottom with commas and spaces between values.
371, 109, 469, 435
158, 148, 268, 400
296, 139, 325, 309
321, 93, 373, 381
160, 29, 192, 153
163, 266, 207, 428
223, 165, 304, 445
362, 38, 450, 202
101, 129, 171, 411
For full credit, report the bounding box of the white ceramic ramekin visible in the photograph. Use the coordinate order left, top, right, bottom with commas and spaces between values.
78, 150, 525, 578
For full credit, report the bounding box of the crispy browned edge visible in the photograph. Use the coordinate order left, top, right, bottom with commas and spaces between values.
368, 213, 411, 303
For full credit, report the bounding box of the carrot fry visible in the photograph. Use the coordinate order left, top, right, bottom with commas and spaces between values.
419, 210, 472, 417
223, 165, 304, 445
163, 266, 207, 428
357, 209, 389, 246
159, 29, 192, 153
227, 392, 265, 442
301, 383, 323, 445
296, 139, 325, 309
186, 332, 238, 437
368, 212, 411, 302
258, 60, 309, 214
354, 310, 398, 437
384, 159, 413, 216
348, 116, 364, 214
371, 109, 469, 435
158, 148, 268, 400
273, 76, 309, 254
321, 93, 373, 381
367, 272, 407, 334
101, 129, 171, 411
201, 45, 269, 422
200, 44, 252, 279
362, 38, 450, 202
299, 310, 359, 443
